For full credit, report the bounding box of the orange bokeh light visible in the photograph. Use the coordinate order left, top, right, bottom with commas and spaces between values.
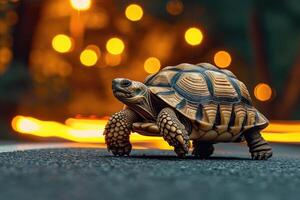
254, 83, 272, 101
104, 53, 122, 66
214, 50, 231, 68
144, 57, 161, 74
166, 0, 183, 16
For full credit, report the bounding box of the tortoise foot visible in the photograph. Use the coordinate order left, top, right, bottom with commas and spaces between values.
244, 130, 273, 160
104, 109, 138, 156
175, 146, 188, 158
157, 107, 190, 157
192, 141, 214, 159
251, 146, 272, 160
108, 142, 132, 156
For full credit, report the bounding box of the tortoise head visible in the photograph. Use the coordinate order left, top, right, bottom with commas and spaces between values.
112, 78, 156, 120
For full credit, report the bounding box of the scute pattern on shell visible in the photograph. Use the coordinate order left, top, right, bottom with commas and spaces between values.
145, 63, 268, 140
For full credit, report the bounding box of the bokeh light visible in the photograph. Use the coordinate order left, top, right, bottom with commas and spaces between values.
254, 83, 272, 102
0, 47, 12, 74
80, 49, 98, 67
144, 57, 161, 74
125, 4, 143, 21
214, 50, 231, 68
106, 37, 125, 55
0, 47, 12, 65
184, 27, 203, 46
85, 11, 109, 29
70, 0, 91, 11
104, 53, 122, 66
52, 34, 73, 53
86, 44, 101, 57
166, 0, 183, 15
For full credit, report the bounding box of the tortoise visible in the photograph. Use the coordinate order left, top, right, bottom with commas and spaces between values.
104, 63, 272, 160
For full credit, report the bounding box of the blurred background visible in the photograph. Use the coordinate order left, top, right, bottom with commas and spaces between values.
0, 0, 300, 141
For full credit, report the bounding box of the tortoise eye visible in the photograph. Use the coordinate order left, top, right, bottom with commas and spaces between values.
120, 79, 132, 87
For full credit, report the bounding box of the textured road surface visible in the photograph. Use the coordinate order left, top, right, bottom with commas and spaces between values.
0, 143, 300, 200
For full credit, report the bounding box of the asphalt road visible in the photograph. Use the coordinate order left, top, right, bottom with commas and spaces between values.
0, 143, 300, 200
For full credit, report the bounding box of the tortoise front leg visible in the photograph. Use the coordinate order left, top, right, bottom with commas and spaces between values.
104, 108, 139, 156
157, 107, 190, 157
244, 129, 272, 160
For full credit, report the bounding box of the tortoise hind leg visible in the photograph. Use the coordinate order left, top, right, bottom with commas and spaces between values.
244, 129, 272, 160
192, 141, 214, 159
157, 107, 190, 158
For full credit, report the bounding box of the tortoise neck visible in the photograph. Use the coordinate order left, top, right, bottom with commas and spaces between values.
128, 89, 157, 121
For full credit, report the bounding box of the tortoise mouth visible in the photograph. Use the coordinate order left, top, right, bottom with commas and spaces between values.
112, 88, 133, 99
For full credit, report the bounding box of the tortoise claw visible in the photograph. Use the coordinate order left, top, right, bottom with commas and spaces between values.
251, 149, 272, 160
174, 146, 187, 158
108, 143, 132, 156
245, 131, 273, 160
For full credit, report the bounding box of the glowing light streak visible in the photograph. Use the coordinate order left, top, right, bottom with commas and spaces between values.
11, 116, 300, 146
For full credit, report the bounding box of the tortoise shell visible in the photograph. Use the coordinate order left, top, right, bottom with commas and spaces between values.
144, 63, 268, 139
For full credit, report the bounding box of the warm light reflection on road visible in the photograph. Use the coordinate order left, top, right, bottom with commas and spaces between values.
12, 116, 170, 149
11, 116, 300, 149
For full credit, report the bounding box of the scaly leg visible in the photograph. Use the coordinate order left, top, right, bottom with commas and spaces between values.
104, 108, 139, 156
157, 107, 190, 157
192, 141, 214, 159
244, 129, 272, 160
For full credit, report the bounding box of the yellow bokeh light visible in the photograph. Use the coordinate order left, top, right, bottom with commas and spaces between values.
70, 0, 91, 11
254, 83, 272, 102
144, 57, 161, 74
184, 27, 203, 46
214, 50, 232, 68
125, 4, 143, 21
106, 37, 125, 55
52, 34, 73, 53
80, 49, 98, 67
